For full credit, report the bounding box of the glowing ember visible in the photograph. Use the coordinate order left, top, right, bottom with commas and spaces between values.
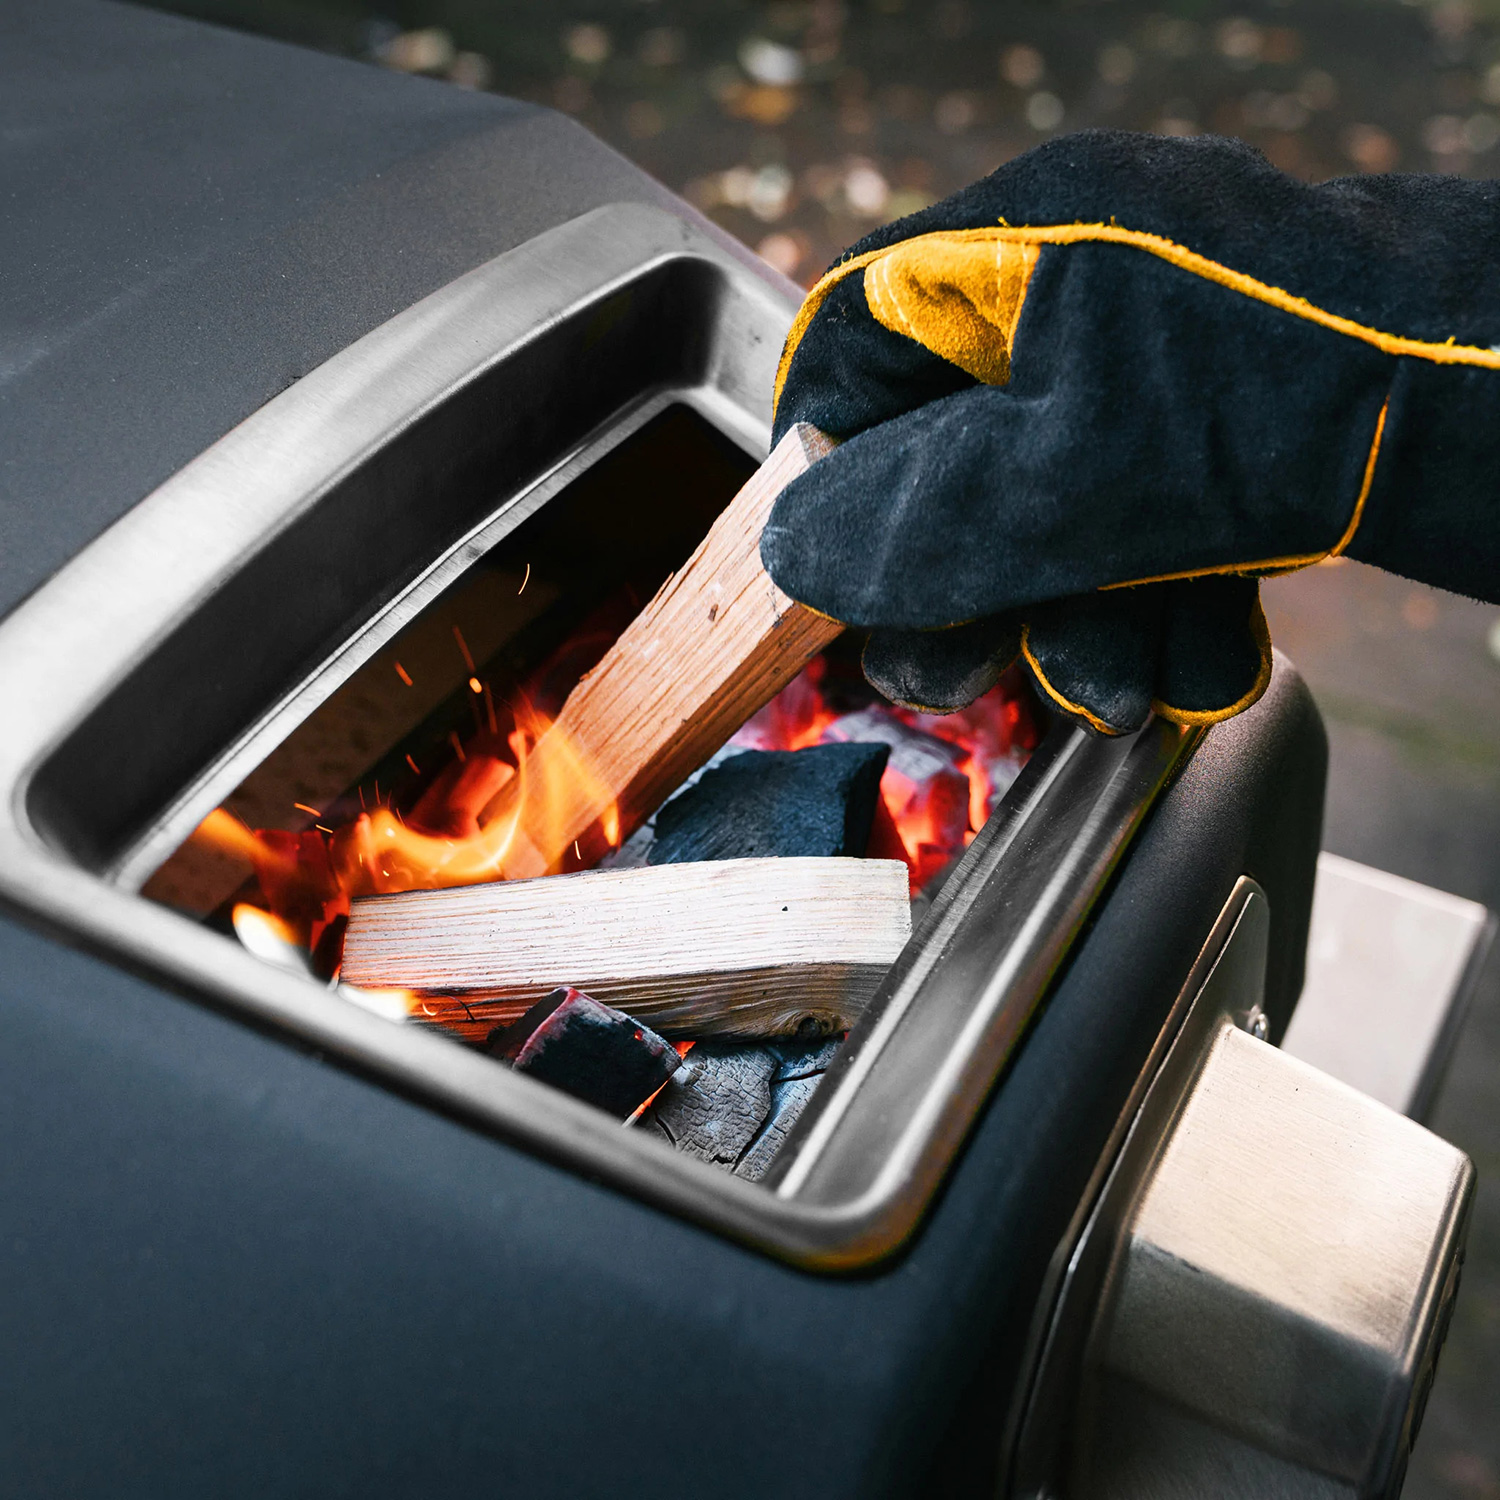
194, 638, 1038, 980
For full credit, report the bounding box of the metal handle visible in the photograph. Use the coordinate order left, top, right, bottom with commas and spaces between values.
1008, 879, 1472, 1498
1073, 995, 1471, 1497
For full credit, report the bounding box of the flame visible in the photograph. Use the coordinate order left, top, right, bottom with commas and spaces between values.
192, 626, 1037, 996
192, 694, 623, 967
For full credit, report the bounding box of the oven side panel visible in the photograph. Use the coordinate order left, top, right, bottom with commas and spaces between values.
918, 651, 1328, 1497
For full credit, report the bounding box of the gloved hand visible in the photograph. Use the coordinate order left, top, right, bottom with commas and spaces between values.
762, 130, 1500, 732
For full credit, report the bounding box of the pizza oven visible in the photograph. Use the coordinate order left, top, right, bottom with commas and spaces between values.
0, 6, 1472, 1497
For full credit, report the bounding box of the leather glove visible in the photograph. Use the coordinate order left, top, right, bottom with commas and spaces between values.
762, 129, 1500, 732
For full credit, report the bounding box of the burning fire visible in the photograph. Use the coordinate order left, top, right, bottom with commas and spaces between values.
731, 656, 1039, 893
190, 639, 1038, 981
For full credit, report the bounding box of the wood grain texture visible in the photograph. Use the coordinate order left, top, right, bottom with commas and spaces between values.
341, 855, 910, 1040
486, 423, 840, 877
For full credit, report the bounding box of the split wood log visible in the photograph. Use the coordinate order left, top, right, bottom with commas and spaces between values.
340, 855, 910, 1040
647, 741, 890, 866
481, 423, 840, 879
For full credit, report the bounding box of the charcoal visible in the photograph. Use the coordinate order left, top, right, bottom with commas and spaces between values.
486, 987, 682, 1119
638, 1034, 846, 1179
639, 1043, 779, 1166
734, 1037, 846, 1183
648, 742, 889, 866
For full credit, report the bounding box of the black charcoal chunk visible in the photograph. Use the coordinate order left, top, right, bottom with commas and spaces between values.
734, 1036, 847, 1183
638, 1044, 779, 1166
486, 987, 681, 1120
648, 742, 890, 866
637, 1034, 847, 1180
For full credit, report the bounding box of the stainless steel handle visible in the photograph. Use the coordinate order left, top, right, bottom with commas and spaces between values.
1010, 880, 1472, 1498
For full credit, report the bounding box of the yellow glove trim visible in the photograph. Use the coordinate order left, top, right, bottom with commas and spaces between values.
1151, 594, 1274, 726
1020, 625, 1124, 737
862, 234, 1041, 385
774, 220, 1500, 420
1022, 593, 1273, 733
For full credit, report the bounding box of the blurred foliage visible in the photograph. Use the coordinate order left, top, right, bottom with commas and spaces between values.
149, 0, 1500, 280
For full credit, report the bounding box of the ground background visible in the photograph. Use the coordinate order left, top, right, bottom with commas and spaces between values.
141, 0, 1500, 1489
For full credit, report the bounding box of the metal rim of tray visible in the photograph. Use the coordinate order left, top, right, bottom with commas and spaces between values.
0, 202, 1200, 1270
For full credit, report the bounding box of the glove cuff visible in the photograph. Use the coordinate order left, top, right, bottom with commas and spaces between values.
1347, 356, 1500, 601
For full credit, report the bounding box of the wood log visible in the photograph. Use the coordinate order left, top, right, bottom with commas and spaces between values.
647, 742, 890, 866
340, 855, 910, 1040
486, 987, 682, 1120
482, 423, 840, 878
637, 1034, 844, 1177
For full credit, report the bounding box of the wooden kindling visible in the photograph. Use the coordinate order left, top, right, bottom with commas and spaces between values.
482, 423, 840, 878
340, 855, 911, 1040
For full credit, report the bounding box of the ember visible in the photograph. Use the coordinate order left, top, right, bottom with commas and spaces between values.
148, 412, 1041, 1168
191, 645, 1039, 984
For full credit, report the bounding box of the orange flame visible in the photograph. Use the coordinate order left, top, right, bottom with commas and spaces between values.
191, 695, 623, 963
192, 636, 1037, 987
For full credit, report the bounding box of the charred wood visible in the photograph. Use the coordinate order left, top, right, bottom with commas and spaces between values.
487, 987, 681, 1119
648, 742, 889, 866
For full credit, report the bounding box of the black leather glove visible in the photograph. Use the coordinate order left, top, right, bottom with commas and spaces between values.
762, 130, 1500, 732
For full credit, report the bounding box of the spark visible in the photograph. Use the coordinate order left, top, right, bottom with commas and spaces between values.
449, 730, 467, 762
452, 624, 476, 673
315, 824, 333, 834
405, 754, 421, 776
468, 676, 482, 694
293, 802, 321, 817
574, 840, 582, 860
518, 562, 531, 594
393, 661, 413, 686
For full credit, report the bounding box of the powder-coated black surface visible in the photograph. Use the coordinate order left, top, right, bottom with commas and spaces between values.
0, 0, 744, 621
0, 660, 1323, 1499
0, 8, 1328, 1493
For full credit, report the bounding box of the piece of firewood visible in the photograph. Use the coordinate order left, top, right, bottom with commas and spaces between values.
340, 855, 910, 1040
637, 1034, 843, 1176
485, 987, 682, 1119
648, 742, 890, 866
482, 423, 840, 878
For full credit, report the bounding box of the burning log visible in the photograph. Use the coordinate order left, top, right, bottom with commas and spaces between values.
647, 742, 890, 865
480, 423, 841, 878
340, 855, 911, 1040
486, 987, 682, 1119
638, 1035, 845, 1179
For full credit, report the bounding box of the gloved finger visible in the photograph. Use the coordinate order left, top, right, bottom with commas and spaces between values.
1152, 575, 1273, 725
771, 268, 978, 446
763, 384, 1049, 630
1021, 588, 1167, 737
862, 613, 1022, 714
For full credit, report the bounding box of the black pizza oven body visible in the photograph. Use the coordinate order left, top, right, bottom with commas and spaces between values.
0, 4, 1327, 1496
